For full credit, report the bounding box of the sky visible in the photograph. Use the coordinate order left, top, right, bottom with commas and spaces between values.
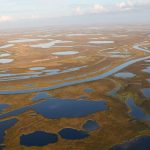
0, 0, 150, 28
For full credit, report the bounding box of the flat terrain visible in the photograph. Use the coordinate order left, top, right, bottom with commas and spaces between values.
0, 26, 150, 150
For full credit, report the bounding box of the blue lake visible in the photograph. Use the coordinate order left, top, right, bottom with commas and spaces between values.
0, 98, 108, 119
58, 128, 89, 140
20, 131, 58, 146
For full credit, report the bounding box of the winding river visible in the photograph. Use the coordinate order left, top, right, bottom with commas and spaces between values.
0, 44, 149, 95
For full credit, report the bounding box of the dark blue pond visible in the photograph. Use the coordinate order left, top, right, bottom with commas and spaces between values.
0, 104, 9, 113
109, 136, 150, 150
32, 92, 51, 101
58, 128, 89, 140
0, 119, 17, 150
82, 120, 100, 132
127, 98, 150, 121
0, 98, 107, 119
20, 131, 58, 146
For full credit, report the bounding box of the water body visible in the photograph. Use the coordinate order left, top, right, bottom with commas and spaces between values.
58, 128, 89, 140
142, 66, 150, 73
109, 136, 150, 150
114, 72, 136, 79
29, 67, 46, 71
62, 66, 87, 73
141, 88, 150, 99
0, 44, 14, 49
30, 40, 72, 48
0, 104, 9, 113
84, 88, 94, 93
0, 53, 11, 57
82, 120, 100, 132
126, 98, 150, 121
32, 92, 51, 101
20, 131, 58, 146
0, 98, 107, 119
88, 41, 114, 44
133, 45, 150, 53
8, 38, 42, 43
0, 55, 149, 94
0, 119, 18, 150
0, 59, 14, 64
52, 51, 79, 56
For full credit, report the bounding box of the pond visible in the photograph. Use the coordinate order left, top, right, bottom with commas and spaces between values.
142, 66, 150, 73
58, 128, 89, 140
30, 40, 73, 48
83, 88, 94, 93
82, 120, 100, 132
52, 51, 79, 56
0, 98, 108, 119
32, 92, 51, 101
8, 38, 42, 43
29, 67, 46, 71
0, 53, 11, 57
0, 44, 14, 49
114, 72, 136, 79
88, 41, 114, 44
20, 131, 58, 146
0, 59, 14, 64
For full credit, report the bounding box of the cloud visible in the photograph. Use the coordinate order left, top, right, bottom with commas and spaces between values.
75, 6, 83, 15
0, 16, 13, 22
92, 4, 107, 13
116, 0, 150, 11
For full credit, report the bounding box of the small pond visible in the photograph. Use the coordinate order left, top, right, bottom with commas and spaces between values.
114, 72, 136, 79
20, 131, 58, 146
82, 120, 100, 132
52, 51, 79, 56
58, 128, 89, 140
0, 59, 14, 64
